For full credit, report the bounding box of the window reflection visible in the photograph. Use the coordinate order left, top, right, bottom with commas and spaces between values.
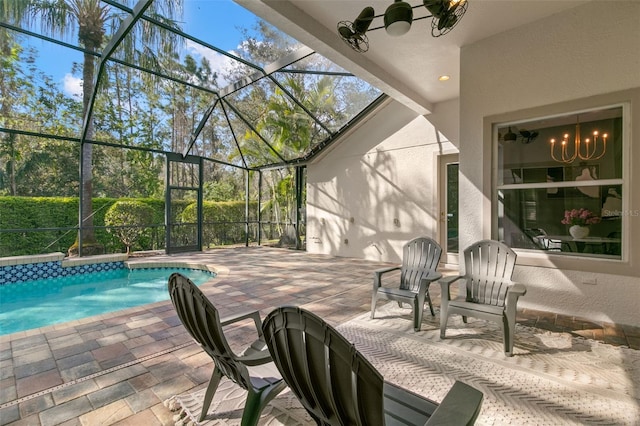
496, 106, 624, 259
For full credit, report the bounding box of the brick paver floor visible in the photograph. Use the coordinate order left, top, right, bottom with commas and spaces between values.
1, 247, 638, 425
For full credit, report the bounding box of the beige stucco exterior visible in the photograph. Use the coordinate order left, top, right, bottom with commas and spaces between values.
306, 97, 457, 261
306, 1, 640, 326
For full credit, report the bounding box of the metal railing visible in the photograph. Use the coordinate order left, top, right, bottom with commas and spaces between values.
0, 221, 304, 257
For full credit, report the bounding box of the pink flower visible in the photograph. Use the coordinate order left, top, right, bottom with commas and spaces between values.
561, 208, 601, 226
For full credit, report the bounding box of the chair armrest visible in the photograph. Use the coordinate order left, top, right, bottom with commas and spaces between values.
221, 310, 264, 337
374, 265, 401, 277
425, 381, 483, 426
421, 271, 443, 284
508, 283, 527, 297
373, 265, 401, 289
438, 275, 463, 301
505, 283, 527, 318
505, 282, 527, 307
418, 272, 443, 295
236, 348, 273, 366
220, 310, 273, 365
438, 275, 463, 286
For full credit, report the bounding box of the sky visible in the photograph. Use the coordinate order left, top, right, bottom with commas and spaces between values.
25, 0, 260, 98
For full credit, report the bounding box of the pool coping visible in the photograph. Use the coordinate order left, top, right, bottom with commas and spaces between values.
0, 252, 229, 274
62, 253, 127, 267
126, 259, 228, 276
0, 252, 66, 267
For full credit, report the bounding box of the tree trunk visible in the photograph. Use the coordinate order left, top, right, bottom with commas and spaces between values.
8, 135, 17, 196
81, 48, 97, 242
69, 49, 103, 256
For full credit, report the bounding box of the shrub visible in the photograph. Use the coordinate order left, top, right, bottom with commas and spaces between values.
104, 201, 155, 254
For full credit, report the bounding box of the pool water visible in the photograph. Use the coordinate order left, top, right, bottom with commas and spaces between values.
0, 268, 214, 335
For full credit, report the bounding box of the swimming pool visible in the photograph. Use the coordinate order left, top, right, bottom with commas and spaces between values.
0, 267, 214, 335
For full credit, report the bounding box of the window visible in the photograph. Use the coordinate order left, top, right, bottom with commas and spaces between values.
495, 105, 625, 259
446, 162, 459, 254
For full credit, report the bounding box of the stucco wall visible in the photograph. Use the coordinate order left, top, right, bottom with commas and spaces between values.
459, 1, 640, 325
305, 1, 639, 326
306, 98, 458, 263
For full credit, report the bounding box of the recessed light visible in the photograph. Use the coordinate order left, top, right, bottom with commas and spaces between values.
438, 75, 450, 81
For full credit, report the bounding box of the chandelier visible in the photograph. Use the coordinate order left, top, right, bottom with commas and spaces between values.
549, 117, 608, 164
337, 0, 468, 53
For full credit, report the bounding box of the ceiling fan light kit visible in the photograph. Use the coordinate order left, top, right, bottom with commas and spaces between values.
504, 126, 518, 143
500, 126, 539, 144
337, 0, 468, 52
384, 1, 414, 36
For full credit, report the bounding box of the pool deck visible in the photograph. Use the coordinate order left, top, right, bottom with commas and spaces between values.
1, 247, 638, 425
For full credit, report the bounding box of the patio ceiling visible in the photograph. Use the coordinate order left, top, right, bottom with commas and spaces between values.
238, 0, 591, 115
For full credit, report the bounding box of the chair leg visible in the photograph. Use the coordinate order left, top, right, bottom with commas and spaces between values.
199, 366, 223, 421
439, 303, 449, 339
240, 381, 287, 426
413, 296, 424, 332
241, 389, 265, 426
503, 314, 516, 357
370, 292, 377, 319
425, 291, 435, 317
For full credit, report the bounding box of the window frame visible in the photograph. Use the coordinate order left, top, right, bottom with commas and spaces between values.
489, 99, 631, 270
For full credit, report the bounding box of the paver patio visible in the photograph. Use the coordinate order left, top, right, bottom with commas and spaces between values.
1, 247, 638, 425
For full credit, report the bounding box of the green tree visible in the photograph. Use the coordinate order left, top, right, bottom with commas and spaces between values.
203, 178, 243, 201
0, 34, 82, 197
234, 77, 334, 247
0, 34, 33, 196
218, 19, 343, 247
245, 76, 337, 163
1, 0, 183, 255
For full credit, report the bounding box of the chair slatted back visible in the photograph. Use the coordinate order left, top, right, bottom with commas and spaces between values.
400, 237, 442, 293
463, 240, 517, 306
168, 273, 251, 390
263, 306, 384, 426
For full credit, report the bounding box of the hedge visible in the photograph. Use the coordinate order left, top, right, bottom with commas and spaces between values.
1, 197, 186, 256
0, 197, 290, 256
181, 200, 258, 247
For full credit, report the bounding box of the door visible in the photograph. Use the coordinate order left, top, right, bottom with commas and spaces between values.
438, 154, 459, 265
166, 153, 202, 254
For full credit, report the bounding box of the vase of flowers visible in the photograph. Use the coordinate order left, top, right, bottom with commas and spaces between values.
561, 208, 601, 239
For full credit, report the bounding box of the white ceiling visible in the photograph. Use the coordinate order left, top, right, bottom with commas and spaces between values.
236, 0, 589, 115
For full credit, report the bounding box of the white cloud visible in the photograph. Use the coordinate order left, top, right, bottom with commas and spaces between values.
63, 73, 83, 98
236, 39, 264, 55
185, 40, 239, 87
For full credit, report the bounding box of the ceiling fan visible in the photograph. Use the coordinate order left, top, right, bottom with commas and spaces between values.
337, 6, 375, 53
337, 0, 469, 52
424, 0, 468, 37
500, 126, 539, 144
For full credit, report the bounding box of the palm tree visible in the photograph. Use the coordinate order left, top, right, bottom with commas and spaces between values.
1, 0, 182, 255
240, 76, 337, 165
236, 76, 336, 246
